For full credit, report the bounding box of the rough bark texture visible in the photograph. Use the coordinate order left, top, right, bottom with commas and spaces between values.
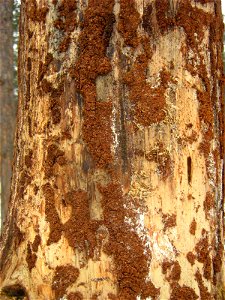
0, 0, 224, 299
0, 0, 16, 228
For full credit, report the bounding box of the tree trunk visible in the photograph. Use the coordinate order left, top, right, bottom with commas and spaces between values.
0, 0, 224, 299
0, 0, 16, 229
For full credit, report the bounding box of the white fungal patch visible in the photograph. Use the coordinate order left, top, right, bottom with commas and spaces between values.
111, 104, 119, 155
149, 232, 177, 262
124, 210, 150, 255
207, 151, 216, 188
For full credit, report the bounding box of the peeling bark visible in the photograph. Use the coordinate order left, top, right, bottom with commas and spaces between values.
0, 0, 224, 299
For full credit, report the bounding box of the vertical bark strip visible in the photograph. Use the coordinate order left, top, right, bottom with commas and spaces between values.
0, 1, 224, 299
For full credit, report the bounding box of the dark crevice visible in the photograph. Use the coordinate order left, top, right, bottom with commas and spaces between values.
76, 92, 83, 109
187, 156, 192, 185
1, 284, 27, 300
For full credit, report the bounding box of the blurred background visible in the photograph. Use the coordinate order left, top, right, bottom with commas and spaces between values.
0, 1, 224, 230
0, 0, 20, 229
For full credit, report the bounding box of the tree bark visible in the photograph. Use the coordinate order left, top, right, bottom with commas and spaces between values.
0, 0, 224, 299
0, 0, 16, 229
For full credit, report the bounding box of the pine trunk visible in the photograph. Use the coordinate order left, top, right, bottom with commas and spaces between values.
0, 1, 224, 299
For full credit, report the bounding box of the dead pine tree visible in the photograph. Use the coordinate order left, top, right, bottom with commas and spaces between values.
0, 0, 224, 299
